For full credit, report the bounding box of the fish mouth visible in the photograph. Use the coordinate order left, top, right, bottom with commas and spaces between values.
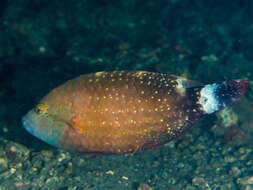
22, 114, 37, 136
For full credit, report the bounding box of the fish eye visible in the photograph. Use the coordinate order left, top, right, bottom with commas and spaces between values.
34, 103, 48, 114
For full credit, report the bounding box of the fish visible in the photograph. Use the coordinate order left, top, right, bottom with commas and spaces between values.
22, 71, 248, 154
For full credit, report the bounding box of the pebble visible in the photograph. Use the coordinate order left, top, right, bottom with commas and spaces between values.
137, 182, 152, 190
237, 176, 253, 190
0, 157, 8, 172
229, 166, 241, 177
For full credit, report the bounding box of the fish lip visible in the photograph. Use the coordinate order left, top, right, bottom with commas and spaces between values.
21, 114, 35, 135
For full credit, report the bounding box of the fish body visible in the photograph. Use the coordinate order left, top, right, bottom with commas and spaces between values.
22, 71, 248, 154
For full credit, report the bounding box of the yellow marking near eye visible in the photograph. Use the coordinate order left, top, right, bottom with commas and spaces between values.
34, 103, 48, 114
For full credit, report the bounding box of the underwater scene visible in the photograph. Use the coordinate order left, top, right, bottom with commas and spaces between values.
0, 0, 253, 189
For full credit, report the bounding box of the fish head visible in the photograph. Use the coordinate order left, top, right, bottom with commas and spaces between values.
22, 101, 69, 147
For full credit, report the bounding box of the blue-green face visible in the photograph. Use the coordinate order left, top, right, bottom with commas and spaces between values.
22, 103, 66, 147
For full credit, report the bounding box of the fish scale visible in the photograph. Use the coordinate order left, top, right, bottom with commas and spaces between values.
22, 71, 248, 154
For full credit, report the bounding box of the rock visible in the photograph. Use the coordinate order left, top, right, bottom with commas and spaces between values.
137, 182, 152, 190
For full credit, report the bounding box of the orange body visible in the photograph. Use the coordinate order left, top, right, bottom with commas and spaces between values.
23, 71, 246, 154
38, 71, 201, 154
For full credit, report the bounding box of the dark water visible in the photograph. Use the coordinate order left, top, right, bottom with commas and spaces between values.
0, 0, 252, 189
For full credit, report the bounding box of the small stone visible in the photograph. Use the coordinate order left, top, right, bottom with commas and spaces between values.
201, 54, 218, 63
220, 181, 236, 190
122, 176, 128, 180
0, 157, 8, 172
15, 182, 29, 188
239, 148, 251, 160
161, 171, 168, 179
230, 166, 241, 177
65, 162, 73, 175
237, 176, 253, 190
105, 170, 114, 175
224, 155, 236, 163
15, 162, 23, 169
58, 153, 67, 162
41, 150, 53, 158
137, 182, 152, 190
0, 170, 11, 178
217, 107, 238, 127
165, 141, 175, 148
247, 176, 253, 185
9, 167, 16, 174
6, 142, 30, 160
39, 46, 46, 53
192, 177, 207, 187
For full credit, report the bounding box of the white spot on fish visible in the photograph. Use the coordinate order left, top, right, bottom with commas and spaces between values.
175, 78, 186, 96
198, 84, 220, 114
95, 71, 104, 77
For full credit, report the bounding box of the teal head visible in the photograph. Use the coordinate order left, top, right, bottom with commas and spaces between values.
22, 103, 67, 147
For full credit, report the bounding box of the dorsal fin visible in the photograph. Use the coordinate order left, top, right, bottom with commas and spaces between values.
171, 75, 202, 88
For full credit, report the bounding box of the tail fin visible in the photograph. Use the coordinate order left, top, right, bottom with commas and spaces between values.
198, 79, 248, 114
